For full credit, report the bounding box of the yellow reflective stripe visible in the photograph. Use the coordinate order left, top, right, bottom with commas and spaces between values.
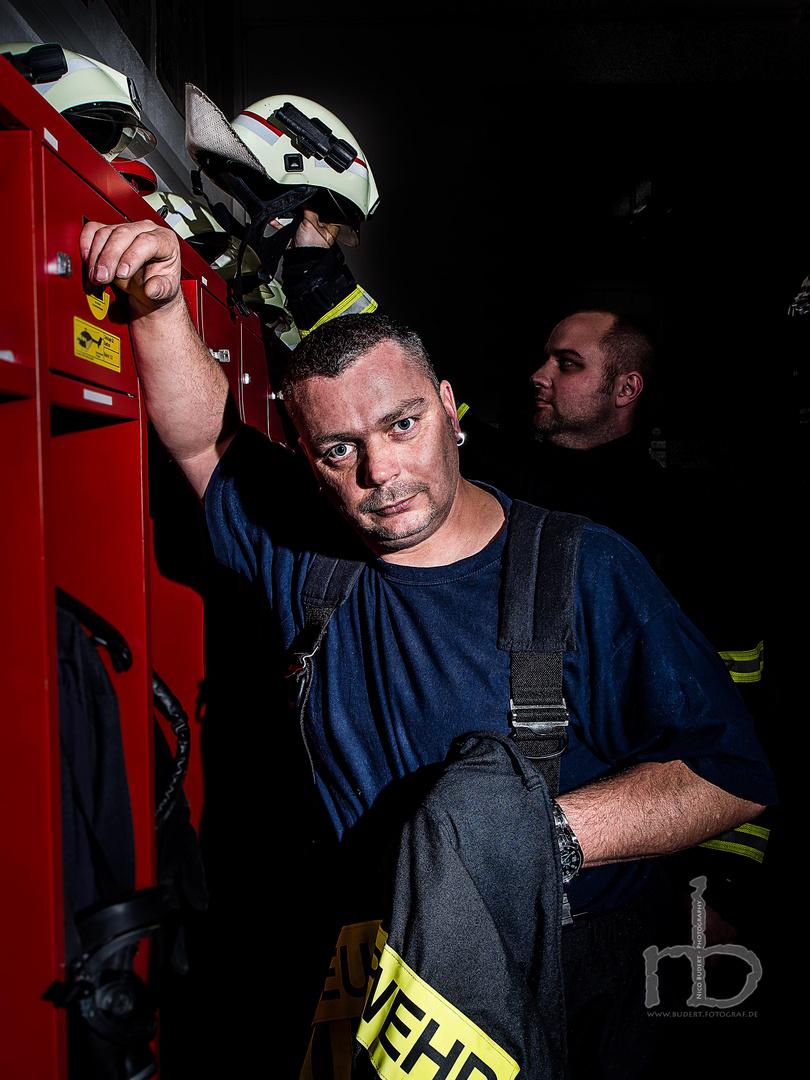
299, 287, 378, 336
357, 927, 520, 1080
457, 403, 470, 421
735, 822, 770, 840
313, 920, 381, 1024
698, 823, 769, 864
729, 670, 761, 684
697, 839, 765, 864
718, 640, 764, 684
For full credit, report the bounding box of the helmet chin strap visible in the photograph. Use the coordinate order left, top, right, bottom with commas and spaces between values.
229, 207, 300, 314
191, 166, 318, 314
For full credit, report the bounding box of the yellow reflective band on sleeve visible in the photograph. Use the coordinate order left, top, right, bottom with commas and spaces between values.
699, 823, 770, 864
718, 640, 764, 684
357, 927, 520, 1080
735, 823, 770, 840
299, 286, 378, 336
313, 920, 382, 1025
457, 403, 470, 421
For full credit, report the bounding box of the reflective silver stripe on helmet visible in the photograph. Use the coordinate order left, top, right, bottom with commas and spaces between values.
313, 157, 369, 181
236, 111, 282, 147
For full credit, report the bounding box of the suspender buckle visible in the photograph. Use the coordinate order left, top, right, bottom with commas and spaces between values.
286, 651, 315, 710
508, 700, 570, 758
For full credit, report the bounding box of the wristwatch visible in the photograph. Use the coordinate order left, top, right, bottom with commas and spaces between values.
551, 799, 584, 884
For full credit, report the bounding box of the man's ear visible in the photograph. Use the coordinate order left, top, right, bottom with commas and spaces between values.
615, 371, 643, 409
440, 380, 460, 436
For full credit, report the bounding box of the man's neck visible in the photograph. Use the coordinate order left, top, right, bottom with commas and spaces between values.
546, 422, 634, 452
379, 480, 506, 568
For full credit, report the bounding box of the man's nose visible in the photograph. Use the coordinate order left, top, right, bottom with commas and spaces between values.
361, 441, 400, 488
530, 360, 552, 389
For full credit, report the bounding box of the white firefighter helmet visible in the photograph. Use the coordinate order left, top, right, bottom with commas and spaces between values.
144, 190, 247, 270
145, 191, 228, 251
1, 42, 156, 160
185, 84, 378, 247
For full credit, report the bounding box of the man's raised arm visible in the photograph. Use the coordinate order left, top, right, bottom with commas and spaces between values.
81, 220, 241, 498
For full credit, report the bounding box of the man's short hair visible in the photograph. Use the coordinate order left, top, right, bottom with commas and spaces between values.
576, 308, 657, 389
281, 313, 441, 419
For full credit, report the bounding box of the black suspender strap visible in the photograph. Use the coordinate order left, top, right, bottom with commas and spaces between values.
499, 502, 587, 798
286, 555, 365, 713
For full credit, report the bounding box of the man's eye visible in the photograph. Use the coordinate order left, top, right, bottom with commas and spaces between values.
393, 417, 416, 433
326, 443, 353, 462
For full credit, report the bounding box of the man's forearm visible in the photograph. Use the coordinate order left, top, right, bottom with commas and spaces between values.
130, 294, 239, 496
557, 759, 765, 868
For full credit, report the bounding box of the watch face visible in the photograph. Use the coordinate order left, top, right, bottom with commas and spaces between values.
560, 846, 583, 884
554, 803, 584, 884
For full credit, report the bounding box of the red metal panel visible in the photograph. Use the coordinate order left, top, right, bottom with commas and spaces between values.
181, 278, 201, 328
240, 319, 271, 435
48, 371, 140, 419
0, 130, 39, 376
48, 412, 155, 890
41, 149, 138, 395
268, 397, 289, 444
200, 286, 241, 402
0, 396, 66, 1080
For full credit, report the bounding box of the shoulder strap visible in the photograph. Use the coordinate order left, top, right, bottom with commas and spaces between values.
499, 501, 587, 797
286, 555, 365, 713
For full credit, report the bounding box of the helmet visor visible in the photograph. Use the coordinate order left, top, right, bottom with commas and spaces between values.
63, 103, 156, 159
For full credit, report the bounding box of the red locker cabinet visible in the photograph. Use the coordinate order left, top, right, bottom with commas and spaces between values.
0, 57, 186, 1078
2, 51, 284, 1077
1, 81, 155, 1080
42, 148, 140, 397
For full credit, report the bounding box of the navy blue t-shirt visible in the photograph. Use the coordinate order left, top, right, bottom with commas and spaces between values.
205, 427, 776, 911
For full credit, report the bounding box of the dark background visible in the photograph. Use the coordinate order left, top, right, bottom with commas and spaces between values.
235, 4, 810, 450
100, 0, 810, 445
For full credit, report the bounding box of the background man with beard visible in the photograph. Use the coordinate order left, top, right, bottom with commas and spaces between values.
463, 308, 666, 567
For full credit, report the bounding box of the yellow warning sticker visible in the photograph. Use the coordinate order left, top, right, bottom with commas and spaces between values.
86, 287, 111, 320
74, 317, 121, 372
357, 928, 520, 1080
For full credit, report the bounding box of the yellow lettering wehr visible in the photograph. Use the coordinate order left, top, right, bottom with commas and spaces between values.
357, 927, 520, 1080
